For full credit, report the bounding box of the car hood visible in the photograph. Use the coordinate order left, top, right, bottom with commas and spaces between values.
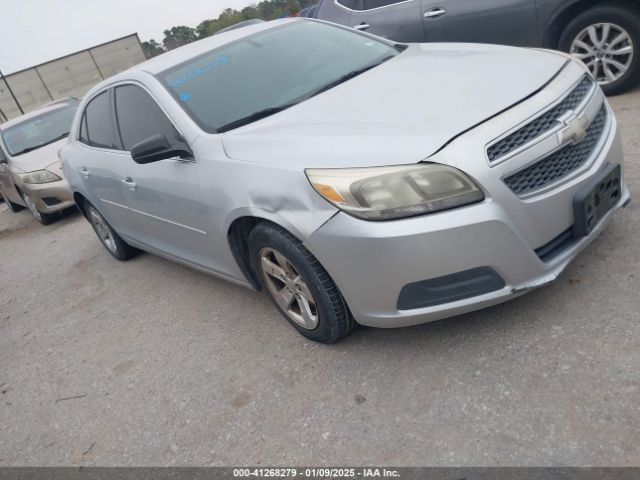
8, 138, 67, 173
221, 43, 567, 168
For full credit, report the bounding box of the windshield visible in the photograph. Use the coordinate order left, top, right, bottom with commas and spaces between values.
160, 21, 402, 133
1, 102, 78, 157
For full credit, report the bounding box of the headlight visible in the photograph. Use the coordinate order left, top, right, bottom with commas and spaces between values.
306, 163, 484, 221
20, 170, 61, 184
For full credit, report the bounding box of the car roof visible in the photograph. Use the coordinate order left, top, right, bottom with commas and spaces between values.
0, 101, 75, 132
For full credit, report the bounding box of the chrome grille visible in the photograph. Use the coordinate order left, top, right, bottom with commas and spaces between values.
487, 76, 594, 163
504, 105, 608, 196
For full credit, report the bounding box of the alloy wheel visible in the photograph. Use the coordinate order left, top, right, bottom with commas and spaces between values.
22, 192, 42, 222
259, 247, 319, 330
570, 23, 634, 85
88, 206, 117, 254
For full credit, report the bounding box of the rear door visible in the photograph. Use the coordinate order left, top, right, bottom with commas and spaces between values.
348, 0, 426, 42
420, 0, 539, 46
315, 0, 353, 26
74, 89, 135, 237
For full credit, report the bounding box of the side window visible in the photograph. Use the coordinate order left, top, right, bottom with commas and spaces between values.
362, 0, 404, 9
336, 0, 357, 9
114, 85, 181, 151
82, 91, 120, 149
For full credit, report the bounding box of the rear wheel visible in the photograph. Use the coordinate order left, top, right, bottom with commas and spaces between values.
85, 203, 139, 261
21, 191, 56, 225
248, 223, 355, 343
559, 5, 640, 95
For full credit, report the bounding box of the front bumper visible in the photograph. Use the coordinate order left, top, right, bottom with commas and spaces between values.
306, 106, 629, 329
19, 176, 74, 214
308, 188, 628, 328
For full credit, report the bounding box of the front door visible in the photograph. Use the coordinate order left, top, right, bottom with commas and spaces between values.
111, 84, 217, 271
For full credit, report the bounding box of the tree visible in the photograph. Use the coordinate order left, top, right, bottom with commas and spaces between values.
163, 26, 199, 51
141, 39, 165, 59
146, 0, 320, 49
240, 6, 261, 19
196, 20, 214, 39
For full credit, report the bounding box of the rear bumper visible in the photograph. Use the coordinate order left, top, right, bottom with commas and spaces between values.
306, 118, 629, 328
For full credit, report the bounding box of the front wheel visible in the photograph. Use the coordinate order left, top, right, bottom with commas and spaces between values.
21, 191, 56, 225
248, 223, 355, 344
559, 5, 640, 95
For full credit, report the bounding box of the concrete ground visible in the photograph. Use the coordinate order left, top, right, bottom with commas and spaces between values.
0, 87, 639, 467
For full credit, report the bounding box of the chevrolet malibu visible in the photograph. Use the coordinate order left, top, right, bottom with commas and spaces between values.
60, 19, 630, 343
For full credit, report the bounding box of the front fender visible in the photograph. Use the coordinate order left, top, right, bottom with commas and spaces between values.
224, 203, 338, 245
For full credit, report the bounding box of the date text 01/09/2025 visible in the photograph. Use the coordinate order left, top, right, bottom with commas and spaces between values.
232, 468, 401, 478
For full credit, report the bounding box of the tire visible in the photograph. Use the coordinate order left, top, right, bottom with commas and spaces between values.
558, 4, 640, 96
83, 202, 139, 261
248, 222, 355, 344
1, 190, 24, 213
21, 191, 56, 225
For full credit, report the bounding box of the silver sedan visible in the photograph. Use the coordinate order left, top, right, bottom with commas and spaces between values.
60, 19, 630, 343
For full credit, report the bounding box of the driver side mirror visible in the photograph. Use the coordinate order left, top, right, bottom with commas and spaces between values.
130, 134, 194, 165
0, 150, 7, 165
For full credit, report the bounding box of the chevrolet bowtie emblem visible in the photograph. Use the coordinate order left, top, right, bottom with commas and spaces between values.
560, 113, 590, 145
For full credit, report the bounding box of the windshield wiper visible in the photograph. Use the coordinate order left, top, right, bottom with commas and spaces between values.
12, 132, 69, 157
217, 104, 296, 133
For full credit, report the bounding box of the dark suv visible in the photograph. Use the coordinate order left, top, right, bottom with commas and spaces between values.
312, 0, 640, 95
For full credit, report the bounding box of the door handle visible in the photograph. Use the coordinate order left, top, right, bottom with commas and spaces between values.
424, 7, 446, 18
79, 167, 90, 178
121, 178, 137, 191
353, 23, 371, 31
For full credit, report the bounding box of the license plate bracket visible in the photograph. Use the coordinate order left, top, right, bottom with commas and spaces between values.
573, 163, 621, 238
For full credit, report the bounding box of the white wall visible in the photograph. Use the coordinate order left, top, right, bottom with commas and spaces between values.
0, 34, 146, 122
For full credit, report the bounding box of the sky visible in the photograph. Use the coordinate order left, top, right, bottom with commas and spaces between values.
0, 0, 255, 74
